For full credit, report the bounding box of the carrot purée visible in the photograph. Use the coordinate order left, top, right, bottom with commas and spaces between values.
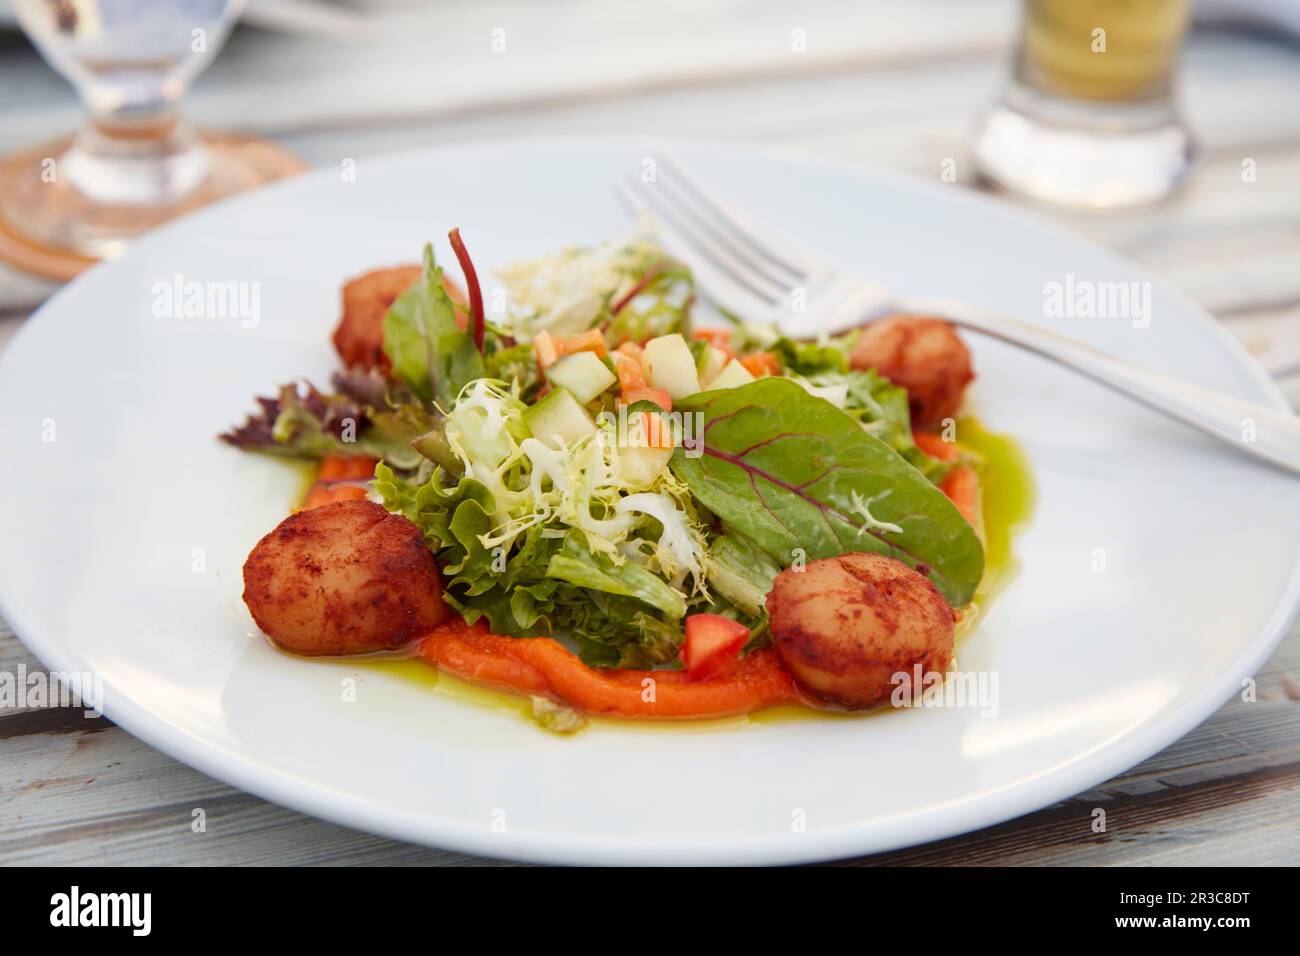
298, 456, 378, 512
300, 484, 368, 510
417, 619, 799, 719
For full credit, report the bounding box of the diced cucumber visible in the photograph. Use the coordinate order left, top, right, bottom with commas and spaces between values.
706, 359, 756, 390
617, 444, 674, 489
697, 345, 729, 387
688, 337, 711, 367
446, 406, 513, 468
546, 351, 616, 403
643, 333, 702, 399
523, 387, 597, 448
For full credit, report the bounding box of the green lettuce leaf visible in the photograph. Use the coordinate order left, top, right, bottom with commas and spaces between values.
220, 378, 430, 469
704, 531, 779, 619
605, 262, 694, 345
670, 377, 984, 606
546, 532, 688, 620
383, 244, 484, 405
374, 464, 685, 667
815, 368, 952, 482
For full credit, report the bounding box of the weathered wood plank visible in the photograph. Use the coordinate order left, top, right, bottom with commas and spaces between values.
3, 615, 1297, 865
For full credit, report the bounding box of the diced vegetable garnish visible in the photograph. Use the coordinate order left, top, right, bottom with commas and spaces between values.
533, 329, 560, 370
697, 345, 730, 387
622, 386, 672, 412
522, 386, 597, 448
682, 613, 751, 679
546, 351, 616, 403
912, 429, 960, 462
940, 464, 983, 535
617, 443, 674, 490
616, 353, 648, 394
693, 327, 732, 353
641, 412, 675, 449
556, 328, 608, 359
705, 358, 756, 390
643, 333, 701, 399
740, 350, 780, 378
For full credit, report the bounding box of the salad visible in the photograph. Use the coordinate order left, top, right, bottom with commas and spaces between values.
224, 223, 998, 729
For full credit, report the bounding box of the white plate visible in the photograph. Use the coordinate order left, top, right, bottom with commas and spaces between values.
2, 140, 1297, 865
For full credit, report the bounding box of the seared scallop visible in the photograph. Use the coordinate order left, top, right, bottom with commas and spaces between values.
243, 499, 447, 656
331, 265, 468, 372
331, 265, 423, 372
850, 315, 974, 427
765, 552, 954, 709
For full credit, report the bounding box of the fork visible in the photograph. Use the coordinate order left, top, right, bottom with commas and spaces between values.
615, 157, 1300, 476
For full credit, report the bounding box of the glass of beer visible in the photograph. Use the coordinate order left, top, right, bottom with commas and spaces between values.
974, 0, 1193, 208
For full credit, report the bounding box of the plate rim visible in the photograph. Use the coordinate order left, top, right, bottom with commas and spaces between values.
2, 136, 1298, 865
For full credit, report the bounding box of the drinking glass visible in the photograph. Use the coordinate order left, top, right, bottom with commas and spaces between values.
0, 0, 305, 279
973, 0, 1194, 208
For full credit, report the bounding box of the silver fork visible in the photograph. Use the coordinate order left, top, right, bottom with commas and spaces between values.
615, 157, 1300, 476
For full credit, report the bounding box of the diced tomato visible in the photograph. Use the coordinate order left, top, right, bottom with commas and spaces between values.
682, 614, 751, 680
615, 352, 648, 392
642, 413, 681, 450
940, 464, 982, 535
621, 386, 672, 412
533, 330, 560, 371
694, 328, 733, 353
740, 350, 780, 378
912, 429, 960, 462
557, 328, 608, 359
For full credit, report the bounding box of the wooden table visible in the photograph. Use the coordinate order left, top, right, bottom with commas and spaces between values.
2, 0, 1298, 865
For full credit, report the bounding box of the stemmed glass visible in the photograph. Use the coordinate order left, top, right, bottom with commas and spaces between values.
0, 0, 305, 280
